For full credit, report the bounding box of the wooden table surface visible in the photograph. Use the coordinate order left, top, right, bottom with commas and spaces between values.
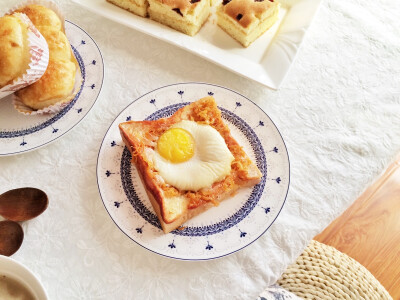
316, 155, 400, 299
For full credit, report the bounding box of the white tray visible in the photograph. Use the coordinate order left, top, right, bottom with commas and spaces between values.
72, 0, 321, 89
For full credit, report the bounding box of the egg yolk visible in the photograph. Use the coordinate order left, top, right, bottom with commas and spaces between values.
157, 128, 195, 163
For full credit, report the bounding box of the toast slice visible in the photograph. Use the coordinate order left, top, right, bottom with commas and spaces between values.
119, 96, 262, 233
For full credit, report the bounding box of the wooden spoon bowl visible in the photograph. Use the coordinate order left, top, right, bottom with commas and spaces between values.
0, 188, 48, 222
0, 220, 24, 256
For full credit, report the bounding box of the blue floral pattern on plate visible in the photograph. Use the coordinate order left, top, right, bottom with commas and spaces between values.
97, 83, 290, 260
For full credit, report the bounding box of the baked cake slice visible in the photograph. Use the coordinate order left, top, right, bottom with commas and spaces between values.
119, 97, 262, 233
147, 0, 211, 36
217, 0, 280, 47
107, 0, 148, 18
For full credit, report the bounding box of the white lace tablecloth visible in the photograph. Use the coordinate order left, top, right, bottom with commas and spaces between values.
1, 0, 399, 299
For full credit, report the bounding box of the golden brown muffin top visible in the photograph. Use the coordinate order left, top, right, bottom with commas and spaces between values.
0, 15, 29, 88
15, 4, 62, 30
220, 0, 277, 28
39, 27, 71, 61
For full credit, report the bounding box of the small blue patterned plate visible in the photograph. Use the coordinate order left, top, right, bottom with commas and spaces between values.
0, 21, 104, 156
97, 83, 290, 260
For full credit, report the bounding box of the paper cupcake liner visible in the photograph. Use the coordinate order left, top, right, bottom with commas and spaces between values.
13, 66, 83, 115
0, 13, 49, 100
7, 0, 66, 31
8, 0, 83, 115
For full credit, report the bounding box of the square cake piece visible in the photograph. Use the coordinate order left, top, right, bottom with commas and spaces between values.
107, 0, 148, 17
217, 0, 280, 47
147, 0, 211, 36
119, 97, 262, 233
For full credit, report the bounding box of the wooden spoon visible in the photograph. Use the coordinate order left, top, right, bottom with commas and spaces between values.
0, 220, 24, 256
0, 188, 48, 222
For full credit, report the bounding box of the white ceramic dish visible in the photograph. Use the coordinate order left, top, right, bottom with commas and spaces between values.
0, 255, 48, 299
72, 0, 320, 89
97, 83, 290, 260
0, 21, 104, 156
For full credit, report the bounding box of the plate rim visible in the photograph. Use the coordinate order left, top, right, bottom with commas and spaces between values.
96, 82, 291, 261
0, 20, 104, 157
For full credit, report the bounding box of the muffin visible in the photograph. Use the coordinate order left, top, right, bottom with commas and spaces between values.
0, 13, 49, 100
13, 4, 79, 113
0, 15, 31, 88
15, 60, 76, 110
14, 4, 62, 30
217, 0, 280, 47
148, 0, 211, 36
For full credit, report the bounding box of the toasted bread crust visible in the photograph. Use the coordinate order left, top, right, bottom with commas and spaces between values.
120, 124, 168, 223
119, 96, 262, 233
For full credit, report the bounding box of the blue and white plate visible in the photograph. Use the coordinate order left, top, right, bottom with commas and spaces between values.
97, 83, 290, 260
0, 21, 104, 156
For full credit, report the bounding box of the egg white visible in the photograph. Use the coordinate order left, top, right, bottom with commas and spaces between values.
152, 120, 234, 191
